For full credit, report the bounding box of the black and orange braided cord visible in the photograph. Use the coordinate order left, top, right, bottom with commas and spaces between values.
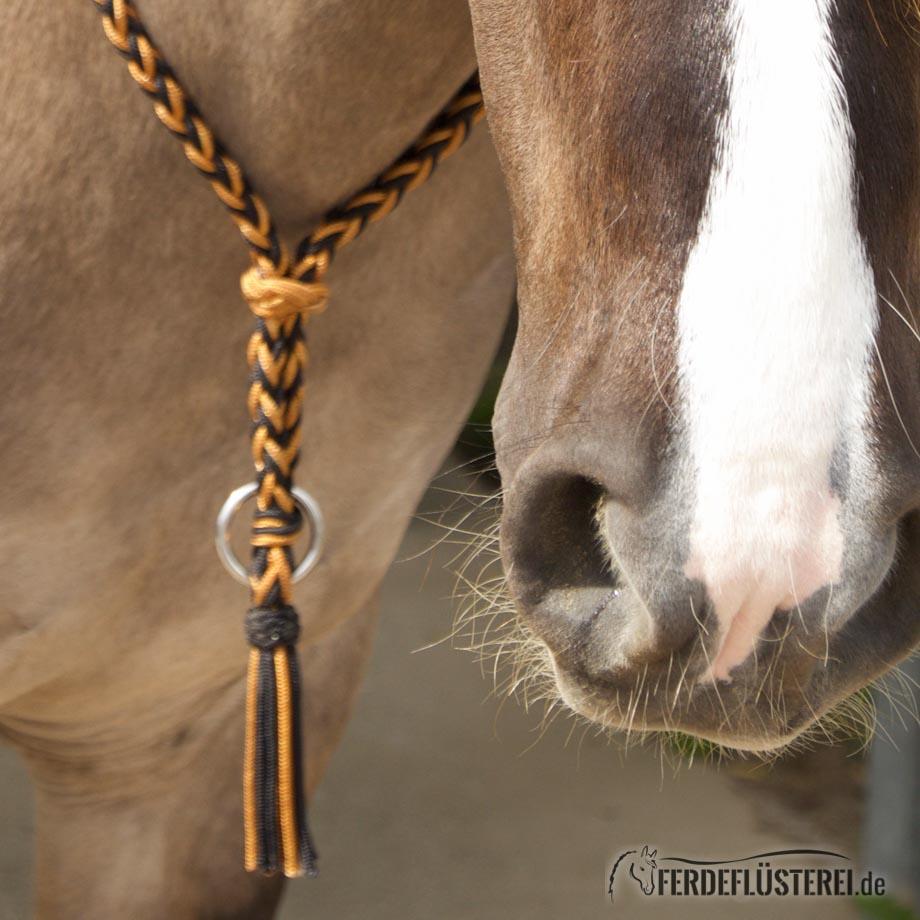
92, 0, 483, 879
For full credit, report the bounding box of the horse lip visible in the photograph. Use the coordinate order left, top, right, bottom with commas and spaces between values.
543, 514, 920, 750
795, 521, 920, 721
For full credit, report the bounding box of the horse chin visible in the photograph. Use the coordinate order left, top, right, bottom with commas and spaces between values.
543, 523, 920, 754
550, 663, 829, 754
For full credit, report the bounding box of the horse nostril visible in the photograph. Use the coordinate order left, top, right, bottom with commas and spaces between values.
502, 460, 712, 677
502, 472, 619, 622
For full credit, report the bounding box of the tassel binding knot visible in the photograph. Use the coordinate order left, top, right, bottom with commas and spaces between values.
246, 605, 301, 649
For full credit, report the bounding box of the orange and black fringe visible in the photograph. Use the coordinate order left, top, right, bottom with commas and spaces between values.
244, 633, 315, 876
93, 0, 483, 878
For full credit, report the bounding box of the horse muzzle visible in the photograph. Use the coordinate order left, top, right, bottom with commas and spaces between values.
498, 440, 919, 750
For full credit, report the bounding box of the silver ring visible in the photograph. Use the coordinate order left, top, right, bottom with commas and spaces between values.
215, 482, 325, 586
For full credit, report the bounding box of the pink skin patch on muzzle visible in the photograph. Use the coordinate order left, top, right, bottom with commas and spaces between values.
687, 486, 844, 683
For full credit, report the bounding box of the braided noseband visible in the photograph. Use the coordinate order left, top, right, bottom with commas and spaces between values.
92, 0, 483, 879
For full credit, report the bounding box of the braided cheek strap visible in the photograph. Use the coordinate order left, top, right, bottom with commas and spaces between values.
240, 261, 327, 877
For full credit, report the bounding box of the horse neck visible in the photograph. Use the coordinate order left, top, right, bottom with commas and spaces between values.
140, 0, 478, 234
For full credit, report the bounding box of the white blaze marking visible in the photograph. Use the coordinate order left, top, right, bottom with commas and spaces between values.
676, 0, 878, 680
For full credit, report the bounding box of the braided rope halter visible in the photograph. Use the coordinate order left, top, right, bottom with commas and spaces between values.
93, 0, 483, 878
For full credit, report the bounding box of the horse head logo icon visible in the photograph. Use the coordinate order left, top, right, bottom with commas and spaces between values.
608, 845, 658, 900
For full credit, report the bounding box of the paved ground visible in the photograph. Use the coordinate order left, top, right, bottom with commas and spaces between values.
0, 468, 862, 919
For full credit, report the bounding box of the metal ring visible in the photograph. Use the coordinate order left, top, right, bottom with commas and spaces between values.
215, 482, 325, 587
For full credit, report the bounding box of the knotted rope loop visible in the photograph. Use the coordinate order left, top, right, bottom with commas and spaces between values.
240, 263, 329, 322
250, 506, 303, 549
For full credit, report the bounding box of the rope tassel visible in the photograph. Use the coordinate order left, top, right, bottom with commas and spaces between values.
244, 607, 317, 877
240, 259, 324, 877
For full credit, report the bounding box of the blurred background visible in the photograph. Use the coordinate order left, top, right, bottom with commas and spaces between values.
0, 330, 916, 920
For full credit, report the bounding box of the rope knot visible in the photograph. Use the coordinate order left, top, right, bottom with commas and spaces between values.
250, 508, 302, 548
240, 264, 329, 321
245, 605, 301, 649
